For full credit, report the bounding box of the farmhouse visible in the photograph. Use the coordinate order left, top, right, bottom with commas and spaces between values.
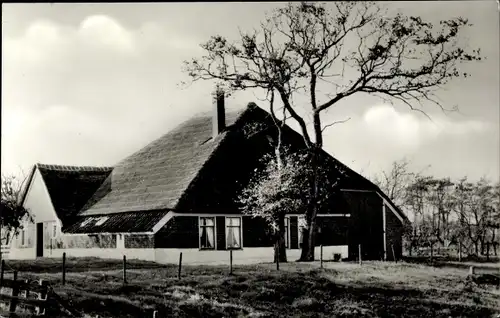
7, 94, 409, 264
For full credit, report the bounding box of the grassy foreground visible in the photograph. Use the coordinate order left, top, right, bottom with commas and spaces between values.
3, 258, 500, 317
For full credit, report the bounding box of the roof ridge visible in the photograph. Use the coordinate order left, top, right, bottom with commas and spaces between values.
36, 163, 114, 172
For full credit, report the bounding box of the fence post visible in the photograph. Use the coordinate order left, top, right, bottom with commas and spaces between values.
9, 270, 19, 313
276, 244, 280, 271
320, 244, 323, 269
123, 255, 127, 285
358, 244, 362, 266
178, 252, 182, 280
0, 260, 4, 287
469, 266, 475, 275
391, 244, 397, 263
229, 249, 233, 275
458, 241, 462, 262
62, 252, 66, 285
37, 280, 48, 315
23, 279, 30, 298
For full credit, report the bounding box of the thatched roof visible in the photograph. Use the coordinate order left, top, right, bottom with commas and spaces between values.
80, 109, 245, 216
63, 210, 167, 233
35, 164, 113, 224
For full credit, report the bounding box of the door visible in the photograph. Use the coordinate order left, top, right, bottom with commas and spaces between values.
36, 223, 43, 257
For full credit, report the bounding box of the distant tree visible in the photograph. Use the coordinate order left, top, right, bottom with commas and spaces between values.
451, 177, 497, 257
373, 158, 415, 209
426, 178, 455, 250
184, 2, 483, 261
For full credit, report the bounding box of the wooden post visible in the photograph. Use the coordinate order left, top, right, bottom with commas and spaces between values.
358, 244, 362, 266
276, 244, 279, 271
0, 260, 4, 287
458, 241, 462, 262
229, 249, 233, 275
178, 252, 182, 279
9, 270, 19, 313
430, 243, 434, 263
62, 252, 66, 285
123, 255, 127, 285
469, 266, 475, 275
37, 280, 48, 315
23, 279, 30, 298
391, 244, 397, 263
320, 244, 323, 269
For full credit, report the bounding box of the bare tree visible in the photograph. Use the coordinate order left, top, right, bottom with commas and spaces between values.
373, 158, 414, 208
452, 177, 497, 257
1, 173, 32, 262
183, 2, 482, 261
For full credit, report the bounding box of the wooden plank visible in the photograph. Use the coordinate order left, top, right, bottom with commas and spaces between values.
0, 308, 18, 317
0, 280, 48, 294
0, 294, 47, 307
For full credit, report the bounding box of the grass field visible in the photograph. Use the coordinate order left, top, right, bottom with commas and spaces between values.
2, 257, 499, 317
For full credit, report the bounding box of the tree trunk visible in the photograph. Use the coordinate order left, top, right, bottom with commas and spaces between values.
274, 215, 287, 263
299, 148, 319, 262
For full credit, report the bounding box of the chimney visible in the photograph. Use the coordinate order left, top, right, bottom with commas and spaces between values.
212, 87, 225, 139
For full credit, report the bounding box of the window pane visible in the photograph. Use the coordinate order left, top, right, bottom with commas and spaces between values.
227, 226, 241, 248
201, 217, 214, 226
226, 217, 240, 226
200, 224, 215, 249
200, 217, 215, 249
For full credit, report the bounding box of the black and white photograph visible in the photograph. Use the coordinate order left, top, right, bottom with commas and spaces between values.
1, 2, 499, 317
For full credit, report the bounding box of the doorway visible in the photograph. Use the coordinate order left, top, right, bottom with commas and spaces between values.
36, 223, 43, 257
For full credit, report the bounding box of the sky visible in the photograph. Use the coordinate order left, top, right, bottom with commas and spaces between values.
2, 2, 499, 184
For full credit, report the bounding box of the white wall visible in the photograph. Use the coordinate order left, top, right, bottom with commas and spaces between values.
154, 245, 349, 265
44, 248, 156, 262
8, 168, 61, 260
8, 244, 348, 264
24, 168, 59, 223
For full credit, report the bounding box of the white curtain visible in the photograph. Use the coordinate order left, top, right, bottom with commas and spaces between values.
226, 217, 241, 248
200, 218, 215, 248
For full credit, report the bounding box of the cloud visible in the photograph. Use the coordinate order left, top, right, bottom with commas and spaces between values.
362, 104, 490, 148
78, 15, 135, 53
1, 14, 213, 176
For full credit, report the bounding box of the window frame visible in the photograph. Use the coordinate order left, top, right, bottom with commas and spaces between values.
284, 217, 290, 249
225, 216, 242, 250
199, 217, 216, 250
298, 215, 307, 248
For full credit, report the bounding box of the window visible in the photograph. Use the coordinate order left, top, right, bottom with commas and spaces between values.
199, 217, 215, 249
284, 217, 290, 248
80, 218, 93, 227
95, 216, 109, 226
226, 217, 241, 249
52, 224, 57, 238
298, 216, 307, 248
